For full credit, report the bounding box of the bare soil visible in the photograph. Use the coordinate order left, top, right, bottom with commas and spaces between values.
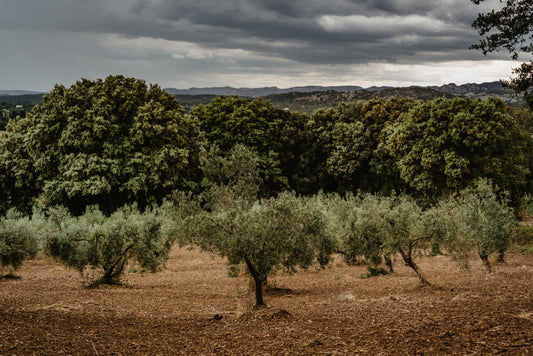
1, 246, 532, 355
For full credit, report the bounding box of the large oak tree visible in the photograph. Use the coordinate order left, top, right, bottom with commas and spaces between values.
386, 97, 529, 200
0, 76, 205, 215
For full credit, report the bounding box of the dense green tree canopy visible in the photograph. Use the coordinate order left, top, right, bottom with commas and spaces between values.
276, 109, 321, 195
387, 97, 529, 199
190, 95, 282, 155
190, 95, 286, 196
297, 99, 418, 195
0, 118, 40, 214
0, 76, 205, 214
327, 99, 418, 193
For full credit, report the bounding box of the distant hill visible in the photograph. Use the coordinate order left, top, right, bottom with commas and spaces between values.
430, 81, 510, 96
165, 81, 523, 113
164, 82, 511, 98
164, 85, 365, 98
0, 93, 44, 105
264, 87, 457, 113
0, 90, 44, 96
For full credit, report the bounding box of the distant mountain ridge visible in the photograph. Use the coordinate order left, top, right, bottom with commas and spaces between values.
0, 90, 44, 96
165, 81, 523, 113
0, 81, 512, 98
164, 81, 511, 98
164, 85, 367, 97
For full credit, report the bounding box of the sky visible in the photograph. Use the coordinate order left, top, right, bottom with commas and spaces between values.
0, 0, 527, 91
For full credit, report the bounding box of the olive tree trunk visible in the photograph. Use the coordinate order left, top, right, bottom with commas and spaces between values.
480, 254, 492, 274
398, 247, 431, 286
245, 258, 265, 307
385, 255, 393, 273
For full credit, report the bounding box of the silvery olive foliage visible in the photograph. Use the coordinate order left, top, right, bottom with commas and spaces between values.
321, 192, 433, 283
322, 181, 516, 284
0, 209, 43, 272
188, 191, 335, 306
44, 203, 175, 285
444, 179, 517, 273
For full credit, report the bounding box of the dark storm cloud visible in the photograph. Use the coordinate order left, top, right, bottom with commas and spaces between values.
0, 0, 496, 64
1, 0, 512, 90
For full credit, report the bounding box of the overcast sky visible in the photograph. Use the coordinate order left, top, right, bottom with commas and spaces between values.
0, 0, 526, 91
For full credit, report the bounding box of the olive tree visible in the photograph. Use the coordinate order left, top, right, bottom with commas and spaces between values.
189, 192, 334, 306
328, 192, 450, 285
178, 145, 334, 306
0, 209, 42, 275
45, 203, 174, 285
447, 179, 516, 273
319, 192, 392, 270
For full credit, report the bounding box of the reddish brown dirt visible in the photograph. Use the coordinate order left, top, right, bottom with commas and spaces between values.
1, 246, 532, 355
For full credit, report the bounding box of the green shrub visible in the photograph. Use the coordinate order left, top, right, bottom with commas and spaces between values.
0, 209, 42, 272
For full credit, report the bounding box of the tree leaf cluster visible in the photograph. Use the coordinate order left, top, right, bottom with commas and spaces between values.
387, 97, 529, 201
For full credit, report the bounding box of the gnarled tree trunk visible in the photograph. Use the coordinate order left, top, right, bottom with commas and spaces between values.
245, 258, 265, 307
497, 249, 505, 263
398, 247, 431, 286
480, 254, 492, 274
385, 255, 393, 273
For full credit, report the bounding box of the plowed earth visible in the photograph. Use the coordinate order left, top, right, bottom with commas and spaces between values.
1, 245, 532, 355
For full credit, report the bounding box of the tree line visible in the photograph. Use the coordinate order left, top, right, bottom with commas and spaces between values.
3, 76, 531, 214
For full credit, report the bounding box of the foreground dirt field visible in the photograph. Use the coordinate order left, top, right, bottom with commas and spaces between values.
1, 245, 532, 355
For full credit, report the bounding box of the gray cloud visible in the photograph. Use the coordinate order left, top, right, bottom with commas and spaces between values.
0, 0, 518, 90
